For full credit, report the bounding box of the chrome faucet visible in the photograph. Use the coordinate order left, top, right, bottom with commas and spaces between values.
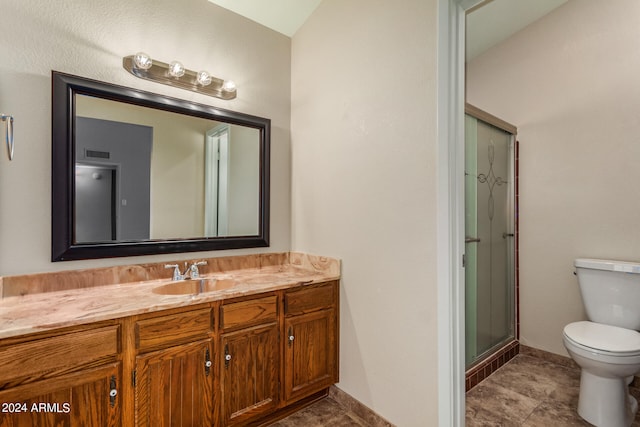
187, 261, 207, 279
164, 261, 208, 281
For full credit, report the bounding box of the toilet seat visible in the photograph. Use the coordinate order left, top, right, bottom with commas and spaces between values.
564, 321, 640, 356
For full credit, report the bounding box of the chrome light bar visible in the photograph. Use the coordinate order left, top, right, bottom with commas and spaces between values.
122, 54, 237, 100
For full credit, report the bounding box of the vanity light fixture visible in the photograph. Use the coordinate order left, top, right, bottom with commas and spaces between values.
133, 52, 153, 70
168, 60, 185, 78
222, 80, 237, 92
196, 70, 212, 86
123, 52, 237, 100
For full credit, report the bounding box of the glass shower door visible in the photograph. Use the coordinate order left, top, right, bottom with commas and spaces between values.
465, 114, 515, 367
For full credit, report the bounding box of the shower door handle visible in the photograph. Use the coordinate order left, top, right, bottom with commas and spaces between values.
465, 237, 481, 243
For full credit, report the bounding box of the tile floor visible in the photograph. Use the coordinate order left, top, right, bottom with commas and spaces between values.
466, 353, 640, 426
269, 353, 640, 426
269, 397, 369, 426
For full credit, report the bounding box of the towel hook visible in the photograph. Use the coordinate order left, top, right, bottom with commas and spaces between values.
1, 114, 14, 161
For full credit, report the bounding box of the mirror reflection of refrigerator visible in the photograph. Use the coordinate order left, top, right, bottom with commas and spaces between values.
75, 164, 116, 242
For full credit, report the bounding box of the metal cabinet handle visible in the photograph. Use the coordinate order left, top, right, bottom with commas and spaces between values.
205, 348, 212, 376
109, 375, 117, 407
224, 344, 231, 369
465, 237, 481, 243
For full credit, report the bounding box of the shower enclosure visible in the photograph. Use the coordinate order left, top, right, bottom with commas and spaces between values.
464, 104, 517, 368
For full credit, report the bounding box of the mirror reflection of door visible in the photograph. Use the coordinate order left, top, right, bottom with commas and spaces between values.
75, 164, 116, 242
75, 117, 152, 242
205, 125, 230, 237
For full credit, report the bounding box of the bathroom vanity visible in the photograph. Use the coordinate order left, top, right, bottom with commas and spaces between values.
0, 253, 339, 426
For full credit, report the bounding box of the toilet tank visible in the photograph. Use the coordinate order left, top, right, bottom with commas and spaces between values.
575, 258, 640, 330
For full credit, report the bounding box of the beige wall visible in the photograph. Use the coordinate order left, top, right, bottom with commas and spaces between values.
291, 1, 439, 425
467, 0, 640, 356
0, 0, 291, 274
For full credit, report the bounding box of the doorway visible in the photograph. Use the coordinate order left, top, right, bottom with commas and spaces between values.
204, 124, 230, 237
75, 164, 117, 242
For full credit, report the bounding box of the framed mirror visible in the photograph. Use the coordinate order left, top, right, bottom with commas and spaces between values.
52, 71, 270, 261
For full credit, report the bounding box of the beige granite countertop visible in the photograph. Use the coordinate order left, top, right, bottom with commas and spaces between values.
0, 253, 340, 340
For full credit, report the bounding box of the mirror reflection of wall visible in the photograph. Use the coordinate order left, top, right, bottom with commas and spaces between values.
75, 95, 260, 242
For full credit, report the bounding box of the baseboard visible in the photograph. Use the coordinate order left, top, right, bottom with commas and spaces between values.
329, 385, 396, 427
465, 340, 519, 391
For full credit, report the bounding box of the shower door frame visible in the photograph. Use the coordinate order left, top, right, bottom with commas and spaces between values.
464, 103, 519, 371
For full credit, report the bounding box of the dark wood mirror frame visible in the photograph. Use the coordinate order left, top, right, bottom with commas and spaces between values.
52, 71, 270, 261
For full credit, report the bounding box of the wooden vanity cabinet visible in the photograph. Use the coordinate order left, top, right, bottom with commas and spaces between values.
283, 281, 339, 404
0, 280, 339, 426
133, 307, 214, 427
219, 294, 279, 426
0, 323, 122, 427
0, 363, 121, 427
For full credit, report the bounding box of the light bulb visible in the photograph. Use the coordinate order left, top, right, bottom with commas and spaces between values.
168, 61, 185, 77
222, 80, 236, 92
196, 70, 212, 86
133, 52, 152, 70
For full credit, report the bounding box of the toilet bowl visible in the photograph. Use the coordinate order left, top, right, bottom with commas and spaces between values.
563, 321, 640, 427
564, 258, 640, 427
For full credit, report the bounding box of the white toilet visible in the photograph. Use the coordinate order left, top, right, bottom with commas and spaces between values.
563, 258, 640, 427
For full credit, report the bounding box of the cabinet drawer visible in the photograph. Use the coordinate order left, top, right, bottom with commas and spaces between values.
221, 295, 278, 330
0, 325, 120, 384
136, 308, 212, 352
285, 281, 336, 316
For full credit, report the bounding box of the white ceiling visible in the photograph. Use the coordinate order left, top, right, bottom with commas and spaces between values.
207, 0, 322, 37
466, 0, 568, 61
208, 0, 567, 57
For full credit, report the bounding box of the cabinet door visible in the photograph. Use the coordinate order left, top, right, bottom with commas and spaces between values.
220, 323, 279, 426
0, 363, 121, 427
135, 339, 213, 427
284, 309, 337, 403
